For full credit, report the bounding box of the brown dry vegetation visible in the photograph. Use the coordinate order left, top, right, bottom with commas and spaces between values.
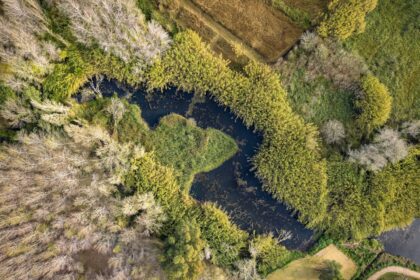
191, 0, 302, 62
279, 0, 329, 16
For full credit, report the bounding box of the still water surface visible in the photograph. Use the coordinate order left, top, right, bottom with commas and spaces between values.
101, 80, 419, 260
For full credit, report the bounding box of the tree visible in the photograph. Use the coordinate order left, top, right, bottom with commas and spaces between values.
56, 0, 171, 79
355, 74, 392, 135
318, 260, 344, 280
162, 219, 205, 280
349, 128, 408, 172
321, 120, 345, 145
318, 0, 378, 40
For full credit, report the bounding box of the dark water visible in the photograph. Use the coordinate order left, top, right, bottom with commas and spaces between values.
99, 80, 419, 260
100, 80, 314, 250
379, 219, 420, 265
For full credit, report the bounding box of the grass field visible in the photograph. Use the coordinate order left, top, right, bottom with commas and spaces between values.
346, 0, 420, 122
267, 245, 357, 280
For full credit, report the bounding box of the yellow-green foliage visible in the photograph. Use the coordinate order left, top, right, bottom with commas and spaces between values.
324, 161, 383, 240
148, 30, 328, 227
125, 154, 248, 267
370, 146, 420, 230
252, 234, 302, 276
44, 49, 96, 101
75, 97, 149, 143
198, 202, 248, 266
356, 74, 392, 134
147, 114, 237, 191
162, 219, 205, 280
44, 47, 148, 101
324, 147, 419, 240
318, 0, 378, 40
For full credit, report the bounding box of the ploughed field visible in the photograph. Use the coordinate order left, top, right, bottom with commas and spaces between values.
191, 0, 301, 62
169, 0, 328, 64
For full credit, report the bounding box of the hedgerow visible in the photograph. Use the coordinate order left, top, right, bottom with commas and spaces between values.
147, 30, 328, 227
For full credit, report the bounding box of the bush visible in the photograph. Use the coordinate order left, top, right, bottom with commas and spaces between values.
323, 160, 384, 240
147, 30, 328, 228
162, 219, 205, 280
124, 156, 248, 267
251, 234, 301, 276
198, 203, 248, 267
318, 0, 378, 40
355, 74, 392, 134
370, 146, 420, 230
318, 260, 343, 280
43, 48, 96, 101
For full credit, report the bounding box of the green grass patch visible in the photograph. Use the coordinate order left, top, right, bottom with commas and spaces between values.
346, 0, 420, 122
146, 114, 238, 191
379, 273, 417, 280
286, 70, 355, 127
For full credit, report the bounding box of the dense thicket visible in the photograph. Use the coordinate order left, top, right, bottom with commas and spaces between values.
323, 146, 419, 241
162, 219, 205, 280
148, 30, 328, 227
370, 146, 420, 230
0, 104, 166, 278
355, 74, 392, 135
0, 0, 60, 90
318, 0, 378, 40
56, 0, 171, 79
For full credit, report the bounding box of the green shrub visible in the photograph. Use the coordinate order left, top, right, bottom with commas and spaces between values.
147, 30, 328, 227
323, 160, 384, 240
44, 46, 146, 101
355, 74, 392, 134
252, 234, 302, 276
162, 219, 205, 280
318, 260, 344, 280
318, 0, 378, 40
370, 146, 420, 230
44, 48, 96, 101
0, 83, 15, 105
198, 202, 248, 266
124, 155, 248, 267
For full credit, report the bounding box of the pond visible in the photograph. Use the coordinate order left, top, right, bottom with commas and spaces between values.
379, 219, 420, 265
100, 80, 419, 262
100, 79, 315, 251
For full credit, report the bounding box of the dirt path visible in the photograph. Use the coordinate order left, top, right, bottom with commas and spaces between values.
368, 266, 420, 280
179, 0, 265, 62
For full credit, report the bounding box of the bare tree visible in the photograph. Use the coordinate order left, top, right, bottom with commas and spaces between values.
0, 123, 164, 279
349, 128, 408, 171
0, 0, 60, 90
56, 0, 171, 80
321, 120, 346, 145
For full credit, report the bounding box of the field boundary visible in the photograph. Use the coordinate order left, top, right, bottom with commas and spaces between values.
367, 266, 420, 280
178, 0, 265, 63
